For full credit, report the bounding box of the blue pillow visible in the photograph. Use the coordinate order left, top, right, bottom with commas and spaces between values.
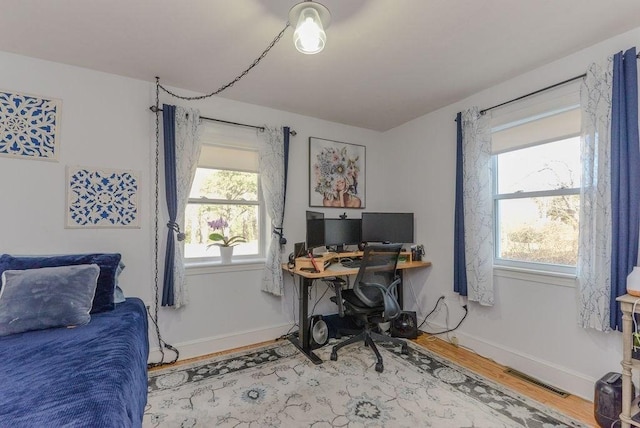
0, 253, 121, 314
0, 264, 100, 337
114, 261, 126, 304
114, 286, 126, 304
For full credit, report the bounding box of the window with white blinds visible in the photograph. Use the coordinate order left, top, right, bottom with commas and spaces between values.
184, 124, 264, 261
491, 82, 581, 274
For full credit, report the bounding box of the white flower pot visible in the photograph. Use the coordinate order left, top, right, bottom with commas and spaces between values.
220, 246, 234, 264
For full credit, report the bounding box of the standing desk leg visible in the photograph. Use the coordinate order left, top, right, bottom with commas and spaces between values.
397, 270, 405, 309
288, 275, 322, 365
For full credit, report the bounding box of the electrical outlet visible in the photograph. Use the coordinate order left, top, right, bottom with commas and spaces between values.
450, 336, 459, 347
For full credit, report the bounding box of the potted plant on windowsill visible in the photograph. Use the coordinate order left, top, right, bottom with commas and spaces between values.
207, 218, 246, 264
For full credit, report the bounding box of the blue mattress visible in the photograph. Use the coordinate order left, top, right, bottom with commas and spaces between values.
0, 298, 149, 427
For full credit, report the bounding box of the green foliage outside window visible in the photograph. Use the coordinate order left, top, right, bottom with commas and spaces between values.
185, 169, 259, 247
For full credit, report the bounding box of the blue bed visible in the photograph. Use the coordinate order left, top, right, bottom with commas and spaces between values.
0, 298, 149, 427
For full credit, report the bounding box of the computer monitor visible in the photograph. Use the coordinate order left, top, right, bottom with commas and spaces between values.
361, 212, 414, 244
324, 219, 362, 252
306, 211, 325, 250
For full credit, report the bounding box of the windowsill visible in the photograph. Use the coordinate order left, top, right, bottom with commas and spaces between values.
185, 258, 266, 276
493, 265, 577, 288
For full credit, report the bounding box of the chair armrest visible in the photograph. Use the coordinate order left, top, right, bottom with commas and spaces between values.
359, 278, 402, 320
325, 277, 347, 317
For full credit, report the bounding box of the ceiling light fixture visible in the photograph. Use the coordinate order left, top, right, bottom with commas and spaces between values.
289, 1, 331, 55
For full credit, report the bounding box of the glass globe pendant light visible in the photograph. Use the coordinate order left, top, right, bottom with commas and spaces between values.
289, 1, 331, 54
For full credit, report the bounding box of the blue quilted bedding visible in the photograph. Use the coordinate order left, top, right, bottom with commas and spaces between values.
0, 298, 149, 427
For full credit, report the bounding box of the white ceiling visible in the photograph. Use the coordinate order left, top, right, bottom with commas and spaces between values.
1, 0, 639, 131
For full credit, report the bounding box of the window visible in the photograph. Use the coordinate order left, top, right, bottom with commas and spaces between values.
491, 86, 581, 274
184, 126, 264, 262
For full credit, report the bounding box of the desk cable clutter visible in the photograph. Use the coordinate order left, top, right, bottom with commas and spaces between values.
419, 296, 469, 336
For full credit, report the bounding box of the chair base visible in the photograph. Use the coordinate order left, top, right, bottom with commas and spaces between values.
330, 326, 409, 373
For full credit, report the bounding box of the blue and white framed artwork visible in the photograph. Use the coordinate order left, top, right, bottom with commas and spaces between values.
66, 166, 140, 228
0, 89, 61, 161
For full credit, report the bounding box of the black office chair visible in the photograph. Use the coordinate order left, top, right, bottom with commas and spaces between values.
329, 243, 409, 372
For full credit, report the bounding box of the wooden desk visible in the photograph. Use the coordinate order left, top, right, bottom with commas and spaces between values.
282, 258, 431, 365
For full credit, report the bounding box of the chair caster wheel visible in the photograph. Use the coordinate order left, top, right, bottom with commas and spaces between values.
375, 363, 384, 373
330, 350, 338, 361
401, 344, 409, 354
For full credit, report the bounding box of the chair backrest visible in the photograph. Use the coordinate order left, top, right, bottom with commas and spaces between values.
353, 243, 403, 317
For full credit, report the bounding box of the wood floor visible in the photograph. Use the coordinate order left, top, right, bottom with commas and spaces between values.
413, 333, 596, 426
151, 334, 596, 426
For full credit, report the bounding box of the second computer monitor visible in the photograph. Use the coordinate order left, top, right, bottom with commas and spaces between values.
306, 211, 325, 250
361, 212, 414, 244
324, 219, 362, 252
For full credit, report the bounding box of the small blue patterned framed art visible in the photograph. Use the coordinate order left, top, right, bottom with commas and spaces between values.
66, 166, 140, 228
0, 89, 61, 161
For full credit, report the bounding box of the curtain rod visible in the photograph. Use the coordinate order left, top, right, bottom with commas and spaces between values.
149, 105, 297, 136
480, 52, 640, 116
479, 74, 585, 115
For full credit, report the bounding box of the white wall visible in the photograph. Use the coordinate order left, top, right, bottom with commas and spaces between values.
0, 52, 155, 306
385, 26, 640, 400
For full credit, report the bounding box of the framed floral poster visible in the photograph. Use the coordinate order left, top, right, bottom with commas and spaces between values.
309, 137, 365, 208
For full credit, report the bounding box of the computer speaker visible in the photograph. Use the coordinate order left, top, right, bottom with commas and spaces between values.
308, 315, 329, 349
391, 311, 418, 339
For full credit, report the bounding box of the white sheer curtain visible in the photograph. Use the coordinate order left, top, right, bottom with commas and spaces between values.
461, 107, 494, 306
577, 59, 613, 331
171, 106, 202, 308
257, 126, 286, 296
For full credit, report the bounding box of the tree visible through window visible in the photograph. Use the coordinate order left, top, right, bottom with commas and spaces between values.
494, 136, 581, 271
184, 163, 262, 260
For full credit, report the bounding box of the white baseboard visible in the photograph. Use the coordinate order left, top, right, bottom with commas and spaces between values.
148, 323, 294, 363
421, 325, 595, 401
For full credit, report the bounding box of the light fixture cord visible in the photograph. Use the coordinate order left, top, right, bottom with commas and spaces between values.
147, 78, 179, 369
159, 23, 290, 100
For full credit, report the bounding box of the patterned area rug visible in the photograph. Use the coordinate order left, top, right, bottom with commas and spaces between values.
144, 340, 587, 427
